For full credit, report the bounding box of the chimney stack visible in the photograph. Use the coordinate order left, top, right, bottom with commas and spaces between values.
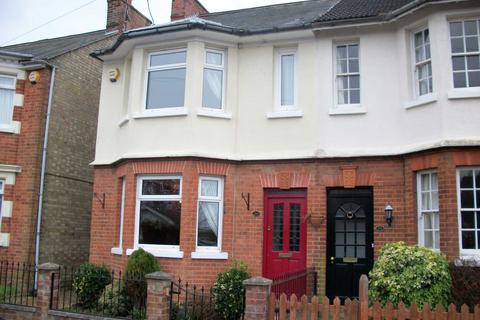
106, 0, 152, 33
171, 0, 208, 21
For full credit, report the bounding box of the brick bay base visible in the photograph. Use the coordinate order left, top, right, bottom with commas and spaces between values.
89, 147, 480, 296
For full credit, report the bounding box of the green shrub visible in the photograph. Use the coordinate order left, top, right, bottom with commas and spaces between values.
369, 242, 451, 308
213, 262, 249, 320
73, 263, 111, 309
0, 285, 16, 302
124, 248, 160, 308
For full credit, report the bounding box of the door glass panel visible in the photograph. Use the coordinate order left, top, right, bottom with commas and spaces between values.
356, 232, 365, 245
335, 245, 344, 258
335, 220, 345, 231
346, 246, 355, 257
289, 203, 301, 251
346, 233, 355, 245
336, 232, 345, 245
346, 220, 355, 231
273, 203, 284, 251
357, 246, 366, 258
357, 221, 366, 232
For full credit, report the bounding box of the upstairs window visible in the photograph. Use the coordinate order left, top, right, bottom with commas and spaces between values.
136, 176, 182, 250
417, 171, 439, 250
413, 28, 433, 96
202, 49, 225, 110
457, 168, 480, 254
335, 43, 360, 105
276, 49, 297, 110
146, 49, 186, 109
450, 20, 480, 88
0, 75, 15, 126
196, 176, 224, 251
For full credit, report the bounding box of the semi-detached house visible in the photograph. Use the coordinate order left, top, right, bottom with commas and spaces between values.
90, 0, 480, 299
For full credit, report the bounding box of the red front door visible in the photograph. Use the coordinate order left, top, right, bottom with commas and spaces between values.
263, 190, 307, 280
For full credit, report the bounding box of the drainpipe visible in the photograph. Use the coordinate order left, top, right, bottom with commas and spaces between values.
33, 64, 57, 290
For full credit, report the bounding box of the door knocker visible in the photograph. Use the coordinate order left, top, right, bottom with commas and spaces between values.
346, 211, 354, 219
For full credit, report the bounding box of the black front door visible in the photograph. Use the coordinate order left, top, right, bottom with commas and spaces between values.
326, 188, 374, 300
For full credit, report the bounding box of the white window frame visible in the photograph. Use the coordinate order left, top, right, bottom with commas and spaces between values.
449, 19, 480, 89
333, 42, 361, 110
456, 167, 480, 256
133, 175, 184, 258
192, 176, 228, 259
275, 48, 298, 111
0, 180, 4, 224
143, 48, 187, 112
202, 48, 226, 111
412, 27, 433, 98
417, 170, 440, 251
111, 177, 126, 255
0, 74, 16, 129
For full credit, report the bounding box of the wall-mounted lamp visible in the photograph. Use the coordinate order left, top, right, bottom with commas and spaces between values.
384, 204, 394, 227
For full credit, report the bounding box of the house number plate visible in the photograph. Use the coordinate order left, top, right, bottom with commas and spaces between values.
279, 252, 293, 258
343, 257, 358, 263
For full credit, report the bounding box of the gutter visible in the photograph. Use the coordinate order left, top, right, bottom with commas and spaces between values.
33, 64, 57, 290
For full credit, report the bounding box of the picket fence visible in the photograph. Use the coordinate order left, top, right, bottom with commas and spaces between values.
268, 275, 480, 320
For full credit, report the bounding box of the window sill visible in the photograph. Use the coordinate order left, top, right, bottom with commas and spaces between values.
266, 110, 303, 119
197, 109, 232, 119
191, 251, 229, 260
0, 121, 21, 134
329, 105, 366, 115
111, 247, 123, 256
126, 248, 184, 259
448, 88, 480, 100
404, 93, 437, 109
132, 108, 188, 119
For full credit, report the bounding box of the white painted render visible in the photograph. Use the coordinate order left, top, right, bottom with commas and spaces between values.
93, 5, 480, 165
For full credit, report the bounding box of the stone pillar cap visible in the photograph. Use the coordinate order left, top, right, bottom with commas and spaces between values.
38, 263, 60, 271
243, 276, 273, 286
145, 271, 173, 281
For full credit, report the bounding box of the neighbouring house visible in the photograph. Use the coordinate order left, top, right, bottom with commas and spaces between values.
89, 0, 480, 299
0, 0, 150, 268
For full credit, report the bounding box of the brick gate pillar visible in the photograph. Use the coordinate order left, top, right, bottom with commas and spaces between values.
243, 277, 273, 320
145, 271, 173, 320
37, 263, 60, 320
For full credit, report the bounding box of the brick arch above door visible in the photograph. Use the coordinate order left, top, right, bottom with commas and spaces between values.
259, 172, 311, 189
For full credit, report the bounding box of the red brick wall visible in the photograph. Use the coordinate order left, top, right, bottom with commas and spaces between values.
171, 0, 209, 21
0, 68, 52, 263
106, 0, 151, 33
89, 147, 480, 295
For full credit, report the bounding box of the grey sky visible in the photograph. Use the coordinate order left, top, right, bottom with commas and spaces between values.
0, 0, 307, 46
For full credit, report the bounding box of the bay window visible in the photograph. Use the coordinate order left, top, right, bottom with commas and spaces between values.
449, 19, 480, 88
0, 75, 15, 128
135, 176, 183, 257
457, 168, 480, 254
202, 49, 225, 110
417, 171, 439, 250
413, 28, 433, 96
145, 49, 186, 109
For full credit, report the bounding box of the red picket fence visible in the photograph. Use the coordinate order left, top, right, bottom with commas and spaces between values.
269, 275, 480, 320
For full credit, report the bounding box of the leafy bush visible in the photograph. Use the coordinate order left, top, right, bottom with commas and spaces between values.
73, 263, 111, 309
0, 285, 16, 302
449, 261, 480, 311
369, 242, 451, 308
124, 248, 160, 308
213, 262, 249, 320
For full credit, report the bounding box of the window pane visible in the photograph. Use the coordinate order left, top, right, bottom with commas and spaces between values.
150, 51, 186, 66
200, 179, 219, 197
465, 36, 479, 52
0, 76, 15, 87
350, 75, 360, 89
337, 59, 348, 73
350, 90, 360, 104
454, 72, 467, 88
357, 246, 365, 258
450, 22, 463, 37
421, 174, 430, 191
476, 170, 480, 186
142, 179, 180, 196
468, 71, 480, 87
414, 32, 423, 47
461, 190, 474, 208
462, 211, 475, 228
146, 68, 186, 109
416, 48, 425, 62
346, 233, 355, 245
424, 213, 432, 229
451, 38, 465, 53
357, 233, 365, 245
197, 201, 219, 247
0, 88, 14, 125
462, 231, 476, 249
139, 201, 181, 245
335, 246, 344, 258
422, 192, 430, 210
460, 170, 474, 188
335, 232, 345, 245
273, 204, 284, 251
349, 59, 359, 73
348, 45, 358, 58
202, 68, 223, 109
346, 220, 355, 232
424, 231, 433, 248
467, 55, 480, 70
206, 51, 222, 66
431, 173, 438, 190
434, 231, 440, 250
337, 76, 348, 90
465, 21, 478, 35
289, 203, 301, 251
425, 44, 431, 60
336, 46, 347, 59
281, 54, 295, 106
346, 246, 355, 257
357, 221, 366, 232
432, 191, 439, 210
452, 56, 466, 71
